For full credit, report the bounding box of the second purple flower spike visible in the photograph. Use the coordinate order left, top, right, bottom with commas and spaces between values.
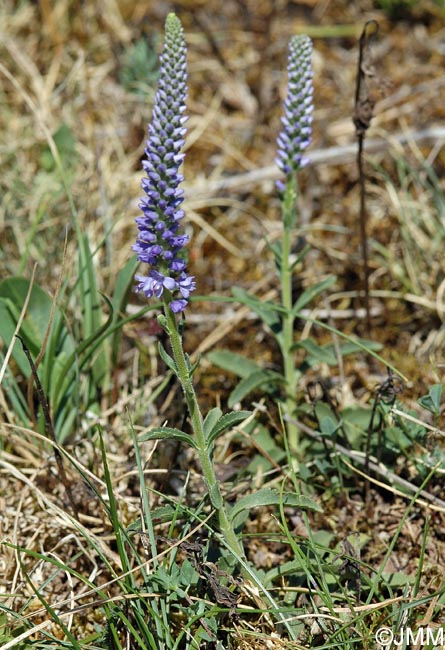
276, 35, 314, 178
133, 13, 196, 313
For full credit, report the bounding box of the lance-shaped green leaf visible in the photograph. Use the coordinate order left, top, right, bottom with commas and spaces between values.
206, 410, 251, 447
228, 370, 284, 409
185, 351, 201, 376
292, 275, 336, 314
207, 349, 262, 379
158, 342, 178, 373
127, 505, 178, 532
78, 232, 109, 388
230, 488, 322, 523
139, 426, 197, 449
293, 338, 337, 365
231, 286, 282, 332
203, 407, 223, 437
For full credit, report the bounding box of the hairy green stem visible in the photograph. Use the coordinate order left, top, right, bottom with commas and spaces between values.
164, 300, 245, 559
280, 177, 299, 454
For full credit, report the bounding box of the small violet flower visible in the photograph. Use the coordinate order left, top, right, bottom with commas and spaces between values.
275, 35, 314, 184
133, 13, 195, 313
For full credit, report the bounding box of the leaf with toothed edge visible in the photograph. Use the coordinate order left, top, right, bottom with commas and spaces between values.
206, 410, 252, 447
230, 489, 322, 522
139, 426, 197, 449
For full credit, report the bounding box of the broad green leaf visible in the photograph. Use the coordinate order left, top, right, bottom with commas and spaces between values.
0, 297, 32, 377
139, 426, 197, 449
0, 277, 77, 439
292, 275, 336, 314
320, 416, 340, 437
206, 410, 251, 446
341, 405, 372, 446
230, 489, 322, 521
180, 558, 198, 586
384, 425, 414, 452
228, 370, 283, 408
312, 529, 337, 549
207, 349, 262, 379
418, 383, 442, 415
0, 278, 73, 376
314, 401, 338, 427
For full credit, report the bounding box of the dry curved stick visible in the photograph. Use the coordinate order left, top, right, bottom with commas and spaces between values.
353, 19, 380, 335
15, 335, 80, 521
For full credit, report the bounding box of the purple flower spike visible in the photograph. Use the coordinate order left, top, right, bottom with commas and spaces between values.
275, 35, 314, 177
133, 13, 195, 312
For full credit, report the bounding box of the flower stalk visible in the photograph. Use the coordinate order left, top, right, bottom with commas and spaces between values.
163, 301, 245, 558
280, 176, 301, 453
133, 13, 244, 561
276, 35, 314, 455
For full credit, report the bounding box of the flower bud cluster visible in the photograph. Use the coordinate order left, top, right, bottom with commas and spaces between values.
275, 35, 314, 178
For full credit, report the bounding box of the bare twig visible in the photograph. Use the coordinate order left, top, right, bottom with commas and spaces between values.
353, 19, 380, 335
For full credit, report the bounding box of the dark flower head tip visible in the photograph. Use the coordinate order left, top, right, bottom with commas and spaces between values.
275, 34, 314, 178
132, 13, 196, 313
